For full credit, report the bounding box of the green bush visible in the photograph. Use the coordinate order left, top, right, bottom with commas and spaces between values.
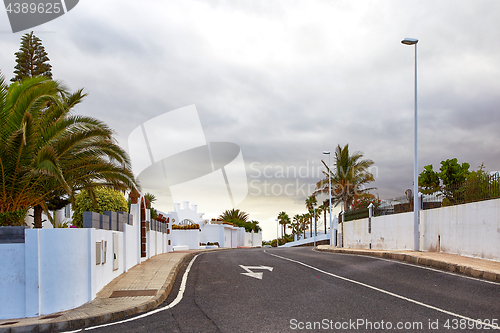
0, 209, 28, 226
72, 187, 128, 227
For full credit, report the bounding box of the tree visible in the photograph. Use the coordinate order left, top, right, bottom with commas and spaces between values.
461, 164, 500, 203
292, 214, 302, 238
11, 31, 52, 83
320, 199, 329, 234
419, 165, 441, 194
0, 75, 138, 227
277, 211, 290, 237
248, 220, 262, 233
144, 192, 158, 219
439, 158, 470, 188
315, 144, 376, 212
300, 213, 308, 236
310, 206, 322, 236
219, 208, 260, 232
305, 195, 317, 237
419, 158, 470, 204
219, 208, 249, 222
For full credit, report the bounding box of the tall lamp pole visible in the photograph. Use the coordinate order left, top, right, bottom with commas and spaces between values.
276, 218, 279, 248
323, 151, 333, 246
401, 37, 419, 251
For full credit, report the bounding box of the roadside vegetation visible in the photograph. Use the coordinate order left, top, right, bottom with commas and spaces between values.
218, 208, 261, 233
0, 32, 139, 227
271, 144, 376, 247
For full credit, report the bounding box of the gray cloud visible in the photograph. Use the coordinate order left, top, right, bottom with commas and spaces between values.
1, 0, 500, 239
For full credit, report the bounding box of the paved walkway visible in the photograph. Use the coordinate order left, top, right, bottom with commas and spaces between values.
1, 247, 499, 333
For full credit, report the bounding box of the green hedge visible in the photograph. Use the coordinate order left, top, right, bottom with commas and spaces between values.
72, 187, 128, 227
344, 208, 369, 222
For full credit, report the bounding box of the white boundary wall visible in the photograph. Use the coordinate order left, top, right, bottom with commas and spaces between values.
340, 198, 500, 261
420, 199, 500, 260
171, 224, 262, 249
0, 201, 170, 320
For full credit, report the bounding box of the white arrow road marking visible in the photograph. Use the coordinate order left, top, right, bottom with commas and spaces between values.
239, 265, 273, 280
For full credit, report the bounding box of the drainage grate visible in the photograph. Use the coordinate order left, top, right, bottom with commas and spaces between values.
110, 289, 158, 298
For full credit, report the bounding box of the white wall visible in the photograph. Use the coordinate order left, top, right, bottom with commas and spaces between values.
253, 231, 262, 247
244, 232, 252, 247
0, 244, 25, 319
341, 198, 500, 261
421, 200, 500, 260
231, 228, 238, 248
128, 204, 141, 267
35, 229, 92, 316
342, 213, 414, 250
147, 229, 168, 257
199, 224, 224, 245
0, 201, 171, 320
170, 229, 200, 249
223, 227, 232, 248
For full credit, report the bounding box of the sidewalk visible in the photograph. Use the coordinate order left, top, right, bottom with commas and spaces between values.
316, 245, 500, 283
0, 249, 218, 333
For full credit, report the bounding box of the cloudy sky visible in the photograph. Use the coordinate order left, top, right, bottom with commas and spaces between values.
1, 0, 499, 240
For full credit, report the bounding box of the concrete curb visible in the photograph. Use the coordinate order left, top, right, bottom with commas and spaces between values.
315, 247, 500, 284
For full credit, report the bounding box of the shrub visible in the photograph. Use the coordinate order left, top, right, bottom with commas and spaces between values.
172, 224, 200, 230
0, 209, 28, 226
72, 187, 128, 227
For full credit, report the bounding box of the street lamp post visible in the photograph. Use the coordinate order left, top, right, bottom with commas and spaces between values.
276, 218, 279, 248
401, 37, 419, 252
323, 151, 334, 246
313, 207, 316, 247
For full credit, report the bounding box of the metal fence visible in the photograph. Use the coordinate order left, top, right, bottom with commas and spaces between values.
376, 173, 500, 216
423, 172, 500, 206
344, 173, 500, 219
375, 195, 442, 216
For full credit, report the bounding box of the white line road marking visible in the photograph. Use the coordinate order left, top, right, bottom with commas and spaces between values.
266, 251, 500, 330
62, 254, 200, 333
239, 265, 273, 279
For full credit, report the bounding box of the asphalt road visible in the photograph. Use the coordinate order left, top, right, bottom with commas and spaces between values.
83, 247, 500, 332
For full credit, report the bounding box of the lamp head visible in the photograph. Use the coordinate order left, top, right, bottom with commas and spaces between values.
323, 151, 330, 154
401, 38, 418, 45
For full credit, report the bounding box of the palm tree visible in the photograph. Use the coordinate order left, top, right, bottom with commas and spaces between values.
301, 213, 309, 238
315, 144, 375, 212
310, 206, 321, 237
305, 195, 317, 237
277, 211, 290, 238
292, 214, 302, 238
219, 208, 249, 222
320, 199, 329, 234
0, 76, 138, 226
